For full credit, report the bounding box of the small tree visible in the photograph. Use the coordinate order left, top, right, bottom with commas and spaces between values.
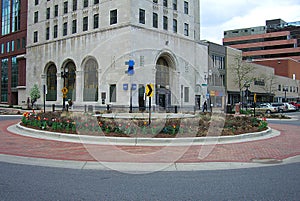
30, 84, 41, 109
230, 55, 255, 103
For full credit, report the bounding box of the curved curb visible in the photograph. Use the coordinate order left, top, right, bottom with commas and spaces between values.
0, 154, 299, 172
8, 123, 279, 146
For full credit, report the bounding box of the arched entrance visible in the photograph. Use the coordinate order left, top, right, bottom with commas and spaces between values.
83, 57, 98, 101
46, 63, 57, 101
63, 61, 76, 101
155, 56, 175, 109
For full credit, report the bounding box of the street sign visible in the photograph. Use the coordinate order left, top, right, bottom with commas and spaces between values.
131, 84, 137, 90
123, 83, 128, 90
61, 87, 68, 95
146, 84, 154, 97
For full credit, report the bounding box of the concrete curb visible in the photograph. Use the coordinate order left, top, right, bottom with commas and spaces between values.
0, 154, 299, 172
9, 123, 279, 146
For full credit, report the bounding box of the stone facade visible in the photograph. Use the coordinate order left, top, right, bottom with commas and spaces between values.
26, 0, 208, 111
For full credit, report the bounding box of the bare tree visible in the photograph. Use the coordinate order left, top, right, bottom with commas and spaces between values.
229, 55, 255, 103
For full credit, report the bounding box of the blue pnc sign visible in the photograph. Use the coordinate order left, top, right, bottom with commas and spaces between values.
123, 83, 128, 90
125, 59, 135, 75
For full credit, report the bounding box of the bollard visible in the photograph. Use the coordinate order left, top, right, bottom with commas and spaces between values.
52, 104, 55, 112
107, 104, 110, 111
84, 105, 87, 113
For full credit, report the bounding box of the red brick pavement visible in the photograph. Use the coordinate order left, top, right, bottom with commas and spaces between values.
0, 119, 299, 163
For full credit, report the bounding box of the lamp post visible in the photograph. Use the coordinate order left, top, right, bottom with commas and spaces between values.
244, 82, 250, 110
61, 67, 69, 111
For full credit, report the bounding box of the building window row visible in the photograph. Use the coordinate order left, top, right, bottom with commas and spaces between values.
152, 0, 189, 14
278, 84, 298, 93
35, 0, 100, 21
34, 12, 104, 42
151, 12, 189, 36
0, 38, 26, 54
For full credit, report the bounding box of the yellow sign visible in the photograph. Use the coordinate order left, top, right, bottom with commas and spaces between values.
254, 93, 257, 103
146, 84, 154, 97
61, 87, 68, 95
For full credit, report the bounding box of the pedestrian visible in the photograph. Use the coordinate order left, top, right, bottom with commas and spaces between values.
203, 100, 207, 112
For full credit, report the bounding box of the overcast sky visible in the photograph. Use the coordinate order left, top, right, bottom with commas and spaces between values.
200, 0, 300, 45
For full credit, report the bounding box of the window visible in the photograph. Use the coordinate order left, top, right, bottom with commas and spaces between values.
1, 44, 4, 54
184, 87, 189, 102
72, 19, 77, 33
153, 0, 158, 3
12, 0, 21, 32
46, 8, 50, 19
34, 31, 38, 43
2, 0, 11, 35
46, 65, 57, 101
17, 39, 20, 50
73, 0, 77, 11
83, 16, 88, 31
34, 11, 39, 23
163, 0, 168, 7
110, 9, 117, 25
35, 0, 39, 5
22, 37, 26, 48
184, 1, 188, 14
1, 59, 8, 102
46, 27, 50, 40
11, 57, 18, 88
153, 13, 158, 28
84, 59, 99, 101
6, 42, 10, 53
64, 1, 68, 14
109, 84, 117, 102
139, 9, 145, 24
54, 5, 58, 17
53, 25, 58, 38
173, 19, 177, 33
163, 16, 168, 30
184, 23, 189, 36
173, 0, 177, 10
93, 14, 99, 29
94, 0, 99, 4
63, 22, 68, 36
83, 0, 88, 8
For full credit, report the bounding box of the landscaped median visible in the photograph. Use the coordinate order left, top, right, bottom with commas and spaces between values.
19, 111, 270, 139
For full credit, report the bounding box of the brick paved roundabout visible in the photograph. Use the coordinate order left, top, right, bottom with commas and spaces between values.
0, 117, 299, 171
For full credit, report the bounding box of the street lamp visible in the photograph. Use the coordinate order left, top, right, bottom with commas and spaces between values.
61, 66, 69, 110
244, 82, 251, 110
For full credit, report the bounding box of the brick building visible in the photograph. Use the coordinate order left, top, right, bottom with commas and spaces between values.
0, 0, 28, 105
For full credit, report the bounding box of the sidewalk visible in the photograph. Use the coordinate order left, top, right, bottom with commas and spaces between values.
0, 118, 299, 171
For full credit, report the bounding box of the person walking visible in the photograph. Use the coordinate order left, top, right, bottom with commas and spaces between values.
203, 100, 208, 112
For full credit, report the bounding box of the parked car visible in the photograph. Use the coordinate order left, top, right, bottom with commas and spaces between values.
250, 103, 278, 114
283, 103, 297, 112
289, 101, 300, 110
271, 102, 286, 113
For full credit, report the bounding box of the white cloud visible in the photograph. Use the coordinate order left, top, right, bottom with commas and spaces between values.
200, 0, 300, 44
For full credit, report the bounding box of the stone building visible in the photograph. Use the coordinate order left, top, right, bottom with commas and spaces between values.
26, 0, 208, 111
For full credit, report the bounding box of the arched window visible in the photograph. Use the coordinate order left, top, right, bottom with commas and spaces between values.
46, 64, 57, 101
156, 57, 169, 88
65, 62, 76, 101
83, 58, 98, 101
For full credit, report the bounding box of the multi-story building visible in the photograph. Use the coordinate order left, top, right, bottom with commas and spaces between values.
226, 48, 299, 105
223, 19, 300, 61
202, 41, 226, 109
0, 0, 27, 105
25, 0, 208, 111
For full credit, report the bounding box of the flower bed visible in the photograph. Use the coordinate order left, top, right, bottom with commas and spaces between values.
20, 111, 268, 138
